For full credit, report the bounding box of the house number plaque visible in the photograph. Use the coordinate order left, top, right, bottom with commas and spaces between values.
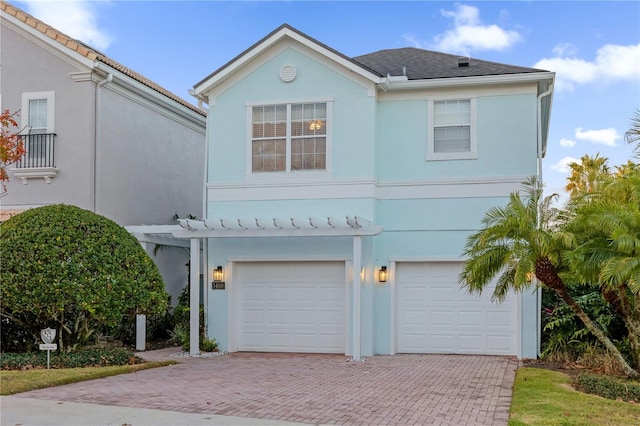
212, 281, 226, 290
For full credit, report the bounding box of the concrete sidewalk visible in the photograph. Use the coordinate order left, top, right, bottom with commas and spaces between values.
0, 396, 305, 426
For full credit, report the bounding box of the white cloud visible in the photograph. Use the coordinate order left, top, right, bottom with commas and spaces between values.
552, 43, 578, 57
575, 127, 621, 147
429, 4, 522, 55
534, 43, 640, 91
550, 156, 580, 174
19, 0, 113, 51
559, 138, 576, 148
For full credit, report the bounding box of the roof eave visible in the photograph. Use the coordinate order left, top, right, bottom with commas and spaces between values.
379, 71, 555, 91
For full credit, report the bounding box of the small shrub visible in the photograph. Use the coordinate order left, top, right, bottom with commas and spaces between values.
0, 348, 141, 370
201, 338, 218, 352
169, 323, 189, 347
575, 373, 640, 402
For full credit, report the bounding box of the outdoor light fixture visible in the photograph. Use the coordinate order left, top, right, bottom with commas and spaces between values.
212, 266, 225, 290
378, 266, 388, 283
213, 266, 224, 282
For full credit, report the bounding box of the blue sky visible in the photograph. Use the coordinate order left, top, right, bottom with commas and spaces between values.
12, 0, 640, 198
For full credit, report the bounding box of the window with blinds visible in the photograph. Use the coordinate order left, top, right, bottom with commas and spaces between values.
427, 98, 477, 160
251, 102, 327, 173
28, 99, 48, 134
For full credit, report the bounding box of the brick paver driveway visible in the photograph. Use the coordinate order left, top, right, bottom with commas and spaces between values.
16, 351, 518, 425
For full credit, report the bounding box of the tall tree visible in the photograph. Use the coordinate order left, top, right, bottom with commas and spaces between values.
625, 109, 640, 158
0, 109, 25, 193
459, 177, 638, 377
565, 153, 610, 198
566, 164, 640, 367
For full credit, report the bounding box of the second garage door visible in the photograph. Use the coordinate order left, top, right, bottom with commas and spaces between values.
396, 262, 518, 355
236, 261, 346, 353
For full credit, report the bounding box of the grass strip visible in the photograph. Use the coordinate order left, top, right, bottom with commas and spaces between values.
0, 361, 175, 395
509, 367, 640, 426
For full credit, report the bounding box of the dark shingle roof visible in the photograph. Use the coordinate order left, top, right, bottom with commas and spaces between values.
352, 47, 547, 80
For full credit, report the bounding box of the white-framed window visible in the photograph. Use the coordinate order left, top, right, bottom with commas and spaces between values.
247, 100, 331, 175
21, 91, 55, 133
427, 98, 477, 161
20, 92, 55, 166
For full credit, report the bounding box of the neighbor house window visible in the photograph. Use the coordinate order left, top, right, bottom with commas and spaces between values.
427, 98, 477, 161
20, 91, 55, 167
250, 102, 328, 173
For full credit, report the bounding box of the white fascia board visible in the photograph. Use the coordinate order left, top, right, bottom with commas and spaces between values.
380, 72, 555, 91
192, 27, 381, 99
1, 13, 94, 71
94, 62, 206, 131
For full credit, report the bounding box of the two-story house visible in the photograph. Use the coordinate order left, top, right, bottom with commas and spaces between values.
133, 24, 555, 360
0, 1, 207, 303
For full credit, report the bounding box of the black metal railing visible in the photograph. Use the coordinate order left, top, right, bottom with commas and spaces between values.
15, 133, 56, 168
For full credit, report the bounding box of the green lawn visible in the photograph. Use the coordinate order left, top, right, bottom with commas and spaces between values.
0, 361, 174, 395
509, 367, 640, 425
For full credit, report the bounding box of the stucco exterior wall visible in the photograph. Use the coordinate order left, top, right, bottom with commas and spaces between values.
1, 21, 95, 208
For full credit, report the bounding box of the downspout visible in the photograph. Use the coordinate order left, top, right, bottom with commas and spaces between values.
93, 71, 113, 213
536, 83, 553, 182
535, 82, 553, 358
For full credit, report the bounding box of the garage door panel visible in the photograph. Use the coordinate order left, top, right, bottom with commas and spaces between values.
237, 262, 345, 353
397, 262, 517, 355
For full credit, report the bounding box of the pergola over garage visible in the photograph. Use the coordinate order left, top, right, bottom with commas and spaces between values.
127, 216, 382, 361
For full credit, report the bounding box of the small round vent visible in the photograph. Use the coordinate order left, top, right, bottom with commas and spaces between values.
280, 65, 297, 82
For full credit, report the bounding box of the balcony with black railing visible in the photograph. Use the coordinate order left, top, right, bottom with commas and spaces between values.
10, 133, 59, 184
15, 133, 56, 168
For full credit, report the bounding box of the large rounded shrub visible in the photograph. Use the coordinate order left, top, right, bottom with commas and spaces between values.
1, 204, 168, 351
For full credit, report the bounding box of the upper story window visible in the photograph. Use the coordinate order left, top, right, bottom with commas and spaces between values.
19, 91, 56, 168
11, 91, 58, 183
250, 101, 329, 174
427, 98, 477, 161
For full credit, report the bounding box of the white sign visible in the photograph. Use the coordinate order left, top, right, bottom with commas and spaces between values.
41, 328, 56, 344
39, 343, 57, 350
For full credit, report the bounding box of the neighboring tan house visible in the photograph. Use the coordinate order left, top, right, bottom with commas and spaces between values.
0, 1, 207, 303
117, 24, 555, 360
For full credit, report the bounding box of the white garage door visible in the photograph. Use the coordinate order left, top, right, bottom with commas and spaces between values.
396, 262, 518, 355
236, 261, 345, 353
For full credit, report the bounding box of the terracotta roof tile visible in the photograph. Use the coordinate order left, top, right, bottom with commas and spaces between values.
1, 0, 205, 117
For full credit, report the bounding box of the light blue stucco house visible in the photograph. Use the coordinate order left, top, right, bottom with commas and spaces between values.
166, 24, 554, 360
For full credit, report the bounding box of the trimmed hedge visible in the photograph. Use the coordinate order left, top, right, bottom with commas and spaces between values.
575, 373, 640, 402
1, 348, 142, 370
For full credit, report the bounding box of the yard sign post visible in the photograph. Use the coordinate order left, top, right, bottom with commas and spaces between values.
39, 327, 57, 369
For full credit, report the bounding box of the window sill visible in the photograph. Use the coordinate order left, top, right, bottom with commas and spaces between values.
426, 152, 477, 161
10, 167, 59, 184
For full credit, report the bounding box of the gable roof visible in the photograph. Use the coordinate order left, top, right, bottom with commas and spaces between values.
353, 47, 547, 80
1, 0, 205, 116
193, 23, 552, 101
192, 23, 382, 99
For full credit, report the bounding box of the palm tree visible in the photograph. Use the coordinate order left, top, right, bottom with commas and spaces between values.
459, 176, 638, 377
565, 154, 610, 199
566, 164, 640, 368
625, 109, 640, 158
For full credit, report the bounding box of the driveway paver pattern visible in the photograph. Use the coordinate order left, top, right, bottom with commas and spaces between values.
16, 351, 518, 425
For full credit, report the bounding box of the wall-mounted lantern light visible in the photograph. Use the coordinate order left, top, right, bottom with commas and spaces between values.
378, 266, 388, 283
212, 266, 225, 289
